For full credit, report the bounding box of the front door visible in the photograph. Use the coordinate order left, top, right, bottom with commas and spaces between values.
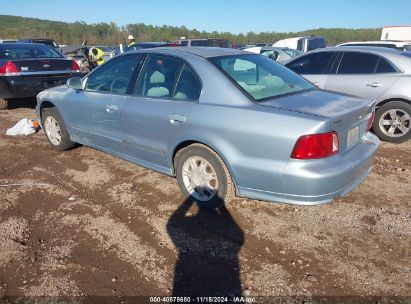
286, 51, 338, 89
63, 54, 144, 154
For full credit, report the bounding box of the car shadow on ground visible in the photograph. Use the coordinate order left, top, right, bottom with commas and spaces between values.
166, 196, 244, 297
6, 97, 37, 110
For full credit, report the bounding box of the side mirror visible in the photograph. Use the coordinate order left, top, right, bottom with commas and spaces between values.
67, 77, 83, 90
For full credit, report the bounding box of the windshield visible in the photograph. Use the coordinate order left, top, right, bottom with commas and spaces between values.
0, 44, 63, 59
210, 54, 314, 101
283, 48, 303, 57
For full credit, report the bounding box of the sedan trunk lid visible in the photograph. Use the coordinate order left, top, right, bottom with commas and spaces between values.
260, 89, 375, 153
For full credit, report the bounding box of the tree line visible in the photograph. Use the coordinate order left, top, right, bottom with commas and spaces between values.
0, 15, 381, 46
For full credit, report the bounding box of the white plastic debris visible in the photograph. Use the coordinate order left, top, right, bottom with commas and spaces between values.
6, 118, 39, 136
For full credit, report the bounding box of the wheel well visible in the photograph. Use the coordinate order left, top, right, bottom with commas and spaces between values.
172, 140, 200, 170
39, 101, 55, 122
376, 98, 411, 108
172, 140, 235, 182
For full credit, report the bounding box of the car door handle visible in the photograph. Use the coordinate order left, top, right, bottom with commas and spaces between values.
366, 82, 383, 88
106, 104, 119, 112
312, 82, 320, 87
168, 115, 186, 125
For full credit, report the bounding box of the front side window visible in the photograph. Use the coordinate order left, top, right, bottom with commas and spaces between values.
210, 54, 314, 101
85, 54, 142, 94
337, 52, 379, 74
174, 65, 201, 100
286, 52, 336, 75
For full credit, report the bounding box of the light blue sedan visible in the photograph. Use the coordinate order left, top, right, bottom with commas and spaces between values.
36, 47, 380, 207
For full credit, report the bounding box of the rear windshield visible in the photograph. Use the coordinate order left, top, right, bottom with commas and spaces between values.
307, 38, 326, 51
0, 44, 63, 59
283, 48, 303, 57
210, 54, 314, 101
33, 40, 58, 48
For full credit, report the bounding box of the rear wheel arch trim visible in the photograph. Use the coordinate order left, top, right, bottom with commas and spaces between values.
171, 140, 238, 188
376, 98, 411, 108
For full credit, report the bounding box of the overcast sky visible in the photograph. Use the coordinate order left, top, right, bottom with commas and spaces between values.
1, 0, 410, 33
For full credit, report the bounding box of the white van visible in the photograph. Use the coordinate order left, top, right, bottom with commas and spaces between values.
273, 36, 326, 52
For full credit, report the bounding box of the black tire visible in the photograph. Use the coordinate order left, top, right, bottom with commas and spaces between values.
0, 98, 9, 110
175, 144, 234, 209
373, 101, 411, 143
42, 107, 76, 151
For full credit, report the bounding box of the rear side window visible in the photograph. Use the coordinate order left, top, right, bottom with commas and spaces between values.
191, 40, 208, 47
173, 65, 201, 100
337, 52, 379, 74
135, 54, 201, 101
85, 55, 142, 94
376, 58, 397, 73
286, 52, 335, 74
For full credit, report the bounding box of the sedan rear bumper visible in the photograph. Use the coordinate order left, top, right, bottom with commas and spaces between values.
0, 73, 80, 99
237, 132, 380, 205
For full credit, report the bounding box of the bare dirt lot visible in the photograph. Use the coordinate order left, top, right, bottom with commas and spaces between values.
0, 102, 410, 303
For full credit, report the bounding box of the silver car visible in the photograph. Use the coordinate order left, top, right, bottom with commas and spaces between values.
244, 46, 303, 64
36, 47, 379, 207
286, 46, 411, 143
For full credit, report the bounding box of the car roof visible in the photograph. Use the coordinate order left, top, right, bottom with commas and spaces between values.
140, 46, 245, 58
0, 42, 52, 47
310, 46, 403, 55
338, 41, 411, 46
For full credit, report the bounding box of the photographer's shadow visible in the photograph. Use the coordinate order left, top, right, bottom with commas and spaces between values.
166, 196, 244, 297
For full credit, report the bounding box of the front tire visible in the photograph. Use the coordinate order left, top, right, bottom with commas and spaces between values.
175, 144, 234, 209
373, 101, 411, 143
42, 107, 76, 151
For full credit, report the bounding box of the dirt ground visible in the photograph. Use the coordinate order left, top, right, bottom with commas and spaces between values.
0, 101, 410, 303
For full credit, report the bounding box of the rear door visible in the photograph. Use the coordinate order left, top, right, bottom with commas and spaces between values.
324, 51, 400, 100
64, 54, 144, 153
121, 54, 202, 171
286, 51, 338, 88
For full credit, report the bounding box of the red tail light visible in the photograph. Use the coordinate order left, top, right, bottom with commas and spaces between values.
367, 111, 375, 132
71, 60, 80, 72
0, 61, 19, 76
291, 131, 339, 159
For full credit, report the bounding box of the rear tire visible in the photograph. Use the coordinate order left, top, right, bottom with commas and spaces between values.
373, 101, 411, 143
0, 98, 9, 110
42, 107, 76, 151
175, 144, 234, 209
